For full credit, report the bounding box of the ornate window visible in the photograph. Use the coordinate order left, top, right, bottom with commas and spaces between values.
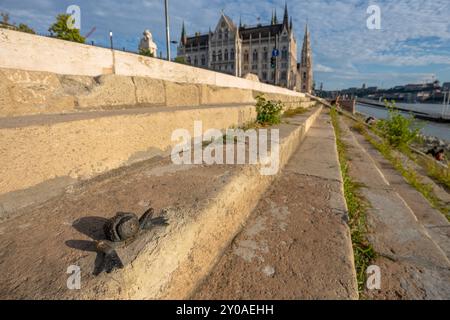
224, 49, 228, 61
218, 50, 222, 61
282, 46, 288, 60
244, 50, 249, 63
201, 54, 206, 65
252, 49, 258, 62
194, 56, 198, 65
212, 51, 216, 62
230, 48, 235, 60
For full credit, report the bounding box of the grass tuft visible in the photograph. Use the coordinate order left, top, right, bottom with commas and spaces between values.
330, 108, 376, 295
283, 106, 308, 118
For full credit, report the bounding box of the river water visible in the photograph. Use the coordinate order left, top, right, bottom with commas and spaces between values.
356, 103, 450, 142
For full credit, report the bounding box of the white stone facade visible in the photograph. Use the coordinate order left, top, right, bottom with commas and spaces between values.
177, 6, 312, 91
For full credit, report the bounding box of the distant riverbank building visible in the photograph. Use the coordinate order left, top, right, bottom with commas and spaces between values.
176, 4, 313, 93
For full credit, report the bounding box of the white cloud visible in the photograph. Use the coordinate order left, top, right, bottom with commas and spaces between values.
316, 64, 334, 73
1, 0, 449, 89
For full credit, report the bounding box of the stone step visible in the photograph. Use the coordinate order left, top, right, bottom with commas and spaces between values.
0, 105, 323, 299
0, 101, 316, 219
0, 67, 309, 118
192, 111, 359, 299
339, 117, 450, 299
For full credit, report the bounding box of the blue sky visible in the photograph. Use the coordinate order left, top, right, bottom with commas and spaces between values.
1, 0, 449, 90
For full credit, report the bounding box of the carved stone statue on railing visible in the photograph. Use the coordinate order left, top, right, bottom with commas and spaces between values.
138, 30, 157, 57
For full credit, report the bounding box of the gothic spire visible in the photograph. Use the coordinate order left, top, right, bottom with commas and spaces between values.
299, 23, 313, 93
271, 10, 274, 25
289, 17, 293, 30
180, 21, 187, 45
301, 24, 311, 67
274, 8, 278, 24
283, 2, 289, 29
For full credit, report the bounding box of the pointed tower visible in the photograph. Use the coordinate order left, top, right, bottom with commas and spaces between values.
180, 21, 187, 46
274, 8, 278, 24
283, 2, 289, 30
289, 17, 293, 31
299, 24, 313, 93
271, 10, 275, 25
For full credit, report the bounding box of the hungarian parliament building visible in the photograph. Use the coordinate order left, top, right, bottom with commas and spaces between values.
176, 4, 313, 93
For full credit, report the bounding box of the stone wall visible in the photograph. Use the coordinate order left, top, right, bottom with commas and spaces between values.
0, 68, 311, 118
0, 29, 303, 97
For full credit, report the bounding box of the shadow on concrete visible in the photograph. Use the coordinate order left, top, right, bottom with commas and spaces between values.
66, 216, 124, 275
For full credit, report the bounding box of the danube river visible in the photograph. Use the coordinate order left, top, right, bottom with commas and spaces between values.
356, 103, 450, 142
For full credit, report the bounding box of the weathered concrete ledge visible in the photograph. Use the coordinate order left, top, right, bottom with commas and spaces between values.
0, 68, 311, 118
0, 105, 322, 299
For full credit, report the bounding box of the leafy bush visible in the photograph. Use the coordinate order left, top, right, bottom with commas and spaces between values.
255, 95, 283, 125
375, 100, 420, 149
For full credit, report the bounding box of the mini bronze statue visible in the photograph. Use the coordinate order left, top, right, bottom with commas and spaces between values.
94, 207, 168, 274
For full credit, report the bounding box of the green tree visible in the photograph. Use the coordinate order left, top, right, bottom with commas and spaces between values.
17, 23, 35, 34
48, 14, 85, 43
139, 48, 154, 57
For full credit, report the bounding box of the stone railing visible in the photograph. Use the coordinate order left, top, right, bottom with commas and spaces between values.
0, 29, 303, 97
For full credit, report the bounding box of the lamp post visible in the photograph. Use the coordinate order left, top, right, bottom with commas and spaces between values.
109, 30, 113, 49
164, 0, 171, 61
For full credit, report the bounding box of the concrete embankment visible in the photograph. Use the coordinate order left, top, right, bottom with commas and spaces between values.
0, 28, 314, 219
0, 67, 315, 218
0, 106, 326, 299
